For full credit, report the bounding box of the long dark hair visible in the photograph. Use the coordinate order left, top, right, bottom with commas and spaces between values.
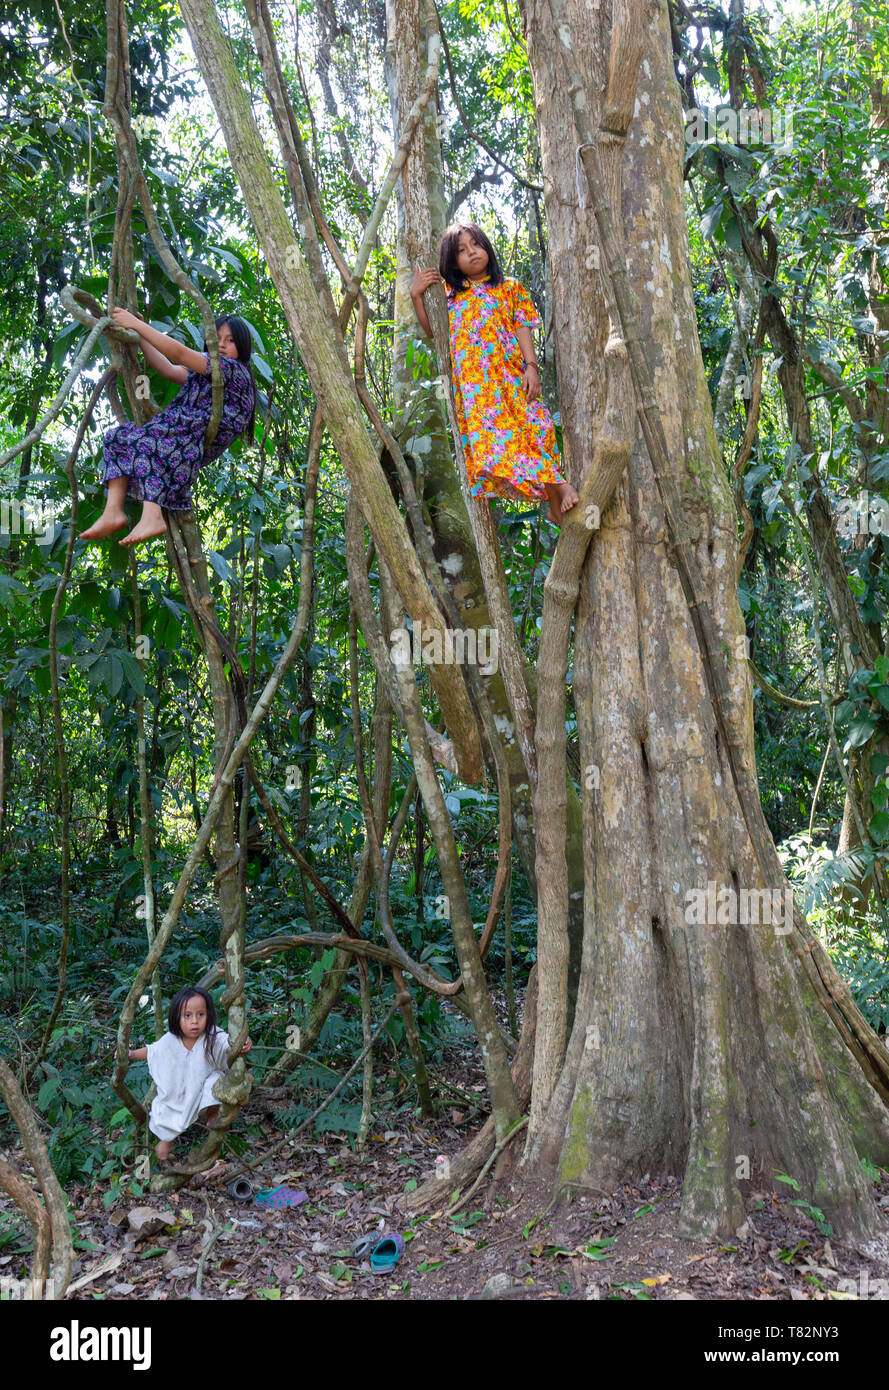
168, 985, 219, 1064
439, 222, 505, 294
205, 314, 256, 444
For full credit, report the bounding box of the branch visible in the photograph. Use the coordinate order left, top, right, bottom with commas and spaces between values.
340, 9, 441, 317
447, 1116, 528, 1214
32, 370, 115, 1075
0, 314, 111, 469
198, 931, 419, 989
104, 0, 223, 446
244, 757, 361, 938
110, 388, 320, 1125
0, 1160, 52, 1299
436, 9, 542, 193
446, 166, 503, 224
0, 1056, 73, 1299
749, 659, 824, 711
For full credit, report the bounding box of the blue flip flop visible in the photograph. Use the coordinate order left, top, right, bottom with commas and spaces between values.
370, 1233, 405, 1271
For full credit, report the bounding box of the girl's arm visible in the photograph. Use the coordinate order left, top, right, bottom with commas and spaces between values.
112, 308, 212, 377
409, 267, 439, 339
127, 1046, 148, 1062
140, 337, 188, 385
515, 323, 541, 403
211, 1032, 252, 1070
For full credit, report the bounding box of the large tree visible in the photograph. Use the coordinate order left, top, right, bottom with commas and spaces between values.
515, 0, 889, 1238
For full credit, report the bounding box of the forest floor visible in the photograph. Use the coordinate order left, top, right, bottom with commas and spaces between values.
51, 1146, 889, 1302
4, 1008, 889, 1302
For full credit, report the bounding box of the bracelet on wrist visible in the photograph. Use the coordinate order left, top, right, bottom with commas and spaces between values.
522, 360, 539, 371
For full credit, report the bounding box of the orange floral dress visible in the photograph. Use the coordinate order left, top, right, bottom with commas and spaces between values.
447, 278, 564, 503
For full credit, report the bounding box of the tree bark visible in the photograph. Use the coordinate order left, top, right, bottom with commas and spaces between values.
0, 1056, 73, 1298
521, 0, 889, 1240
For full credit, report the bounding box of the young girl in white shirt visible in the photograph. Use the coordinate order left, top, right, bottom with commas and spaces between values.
127, 985, 252, 1162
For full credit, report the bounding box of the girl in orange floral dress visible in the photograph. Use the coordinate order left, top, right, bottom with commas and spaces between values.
410, 222, 578, 526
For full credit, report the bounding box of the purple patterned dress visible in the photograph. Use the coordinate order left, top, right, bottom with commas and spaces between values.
101, 354, 255, 511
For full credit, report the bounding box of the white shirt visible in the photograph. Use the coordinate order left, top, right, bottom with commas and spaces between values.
145, 1028, 230, 1141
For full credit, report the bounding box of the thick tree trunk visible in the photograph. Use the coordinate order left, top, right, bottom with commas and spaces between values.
521, 0, 889, 1240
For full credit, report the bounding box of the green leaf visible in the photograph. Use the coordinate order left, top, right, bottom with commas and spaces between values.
161, 595, 187, 621
269, 544, 292, 573
700, 199, 724, 240
861, 1157, 881, 1183
724, 214, 743, 252
208, 550, 236, 585
38, 1077, 59, 1109
206, 244, 245, 272
846, 718, 877, 749
583, 1250, 615, 1264
0, 574, 28, 608
117, 651, 146, 696
107, 653, 123, 698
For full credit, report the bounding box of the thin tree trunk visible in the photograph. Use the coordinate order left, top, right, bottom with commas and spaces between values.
0, 1056, 73, 1299
712, 250, 758, 448
177, 0, 484, 785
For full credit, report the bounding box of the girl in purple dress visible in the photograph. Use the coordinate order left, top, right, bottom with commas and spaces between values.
80, 309, 256, 547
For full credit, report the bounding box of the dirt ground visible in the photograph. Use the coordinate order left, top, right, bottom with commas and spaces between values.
4, 1015, 889, 1305
6, 1097, 889, 1304
45, 1154, 889, 1303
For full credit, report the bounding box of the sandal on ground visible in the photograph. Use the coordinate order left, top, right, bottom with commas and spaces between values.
254, 1184, 308, 1209
370, 1234, 405, 1271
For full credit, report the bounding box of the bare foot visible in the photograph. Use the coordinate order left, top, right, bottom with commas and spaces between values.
79, 510, 129, 541
119, 514, 167, 546
546, 482, 580, 527
557, 482, 580, 513
155, 1139, 173, 1162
